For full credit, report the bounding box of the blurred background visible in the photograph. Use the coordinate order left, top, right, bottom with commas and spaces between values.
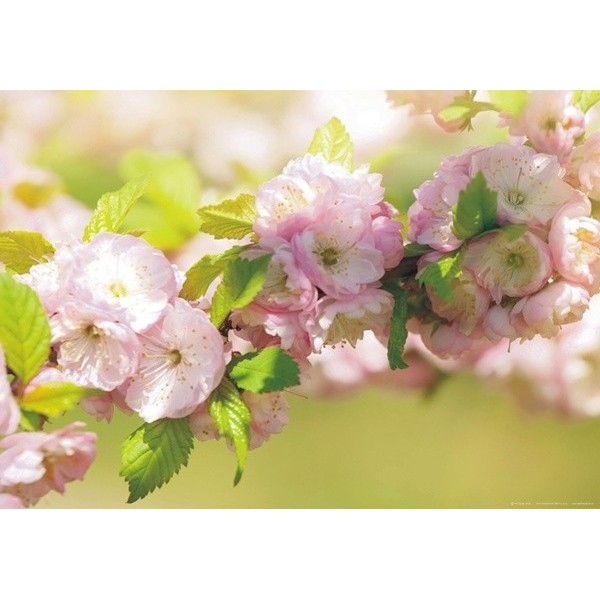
2, 90, 599, 508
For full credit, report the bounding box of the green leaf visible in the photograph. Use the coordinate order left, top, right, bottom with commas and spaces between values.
209, 378, 251, 486
20, 381, 101, 417
308, 117, 353, 169
120, 417, 194, 503
210, 254, 272, 327
418, 249, 464, 302
403, 242, 432, 258
83, 179, 147, 242
180, 245, 245, 301
382, 282, 409, 370
573, 90, 600, 113
0, 272, 51, 385
228, 347, 300, 393
488, 90, 528, 117
451, 172, 498, 240
499, 223, 527, 242
436, 93, 496, 131
197, 194, 258, 240
437, 104, 472, 122
0, 231, 55, 274
119, 151, 202, 249
19, 409, 43, 432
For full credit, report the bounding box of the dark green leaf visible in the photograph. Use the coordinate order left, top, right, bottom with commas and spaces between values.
451, 172, 498, 240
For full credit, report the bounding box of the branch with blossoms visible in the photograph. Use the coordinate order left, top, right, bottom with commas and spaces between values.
1, 90, 600, 507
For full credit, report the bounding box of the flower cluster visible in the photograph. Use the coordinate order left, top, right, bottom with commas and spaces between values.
407, 143, 600, 358
231, 153, 404, 359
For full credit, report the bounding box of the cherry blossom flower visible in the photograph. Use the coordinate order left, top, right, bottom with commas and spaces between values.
576, 131, 600, 200
0, 493, 25, 509
244, 392, 289, 450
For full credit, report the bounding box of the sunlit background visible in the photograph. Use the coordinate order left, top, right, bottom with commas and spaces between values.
2, 90, 599, 508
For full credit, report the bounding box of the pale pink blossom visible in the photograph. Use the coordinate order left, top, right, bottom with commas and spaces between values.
463, 231, 553, 303
305, 288, 394, 352
472, 144, 573, 226
0, 493, 25, 509
291, 203, 384, 297
81, 388, 133, 423
505, 91, 585, 163
415, 320, 483, 359
511, 281, 590, 339
70, 233, 179, 333
0, 348, 19, 436
549, 193, 600, 292
482, 304, 521, 343
244, 391, 289, 450
0, 422, 96, 506
371, 215, 404, 269
189, 402, 220, 442
577, 131, 600, 200
52, 302, 141, 391
125, 299, 226, 422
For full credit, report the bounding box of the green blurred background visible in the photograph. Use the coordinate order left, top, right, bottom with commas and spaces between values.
1, 91, 598, 508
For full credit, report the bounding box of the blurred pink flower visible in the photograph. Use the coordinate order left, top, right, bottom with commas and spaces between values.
577, 131, 600, 200
0, 493, 25, 509
245, 391, 289, 450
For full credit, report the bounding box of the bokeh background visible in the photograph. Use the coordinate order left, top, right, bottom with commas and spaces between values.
2, 90, 599, 508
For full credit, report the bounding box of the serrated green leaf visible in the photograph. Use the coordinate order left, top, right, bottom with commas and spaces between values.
382, 282, 409, 370
452, 172, 498, 240
197, 194, 258, 240
403, 242, 432, 258
209, 378, 251, 486
210, 254, 272, 327
83, 179, 147, 242
20, 381, 101, 417
418, 249, 464, 302
119, 151, 201, 248
120, 417, 194, 503
180, 245, 245, 301
0, 273, 51, 385
488, 90, 528, 117
574, 90, 600, 113
0, 231, 55, 274
228, 347, 300, 393
308, 117, 353, 169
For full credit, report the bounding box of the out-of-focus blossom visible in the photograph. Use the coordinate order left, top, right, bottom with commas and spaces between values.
576, 131, 600, 200
0, 348, 19, 436
244, 392, 289, 450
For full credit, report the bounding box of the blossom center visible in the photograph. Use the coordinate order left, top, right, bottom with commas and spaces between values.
505, 252, 525, 269
319, 247, 340, 267
507, 190, 526, 206
85, 325, 102, 339
167, 349, 182, 366
109, 281, 128, 298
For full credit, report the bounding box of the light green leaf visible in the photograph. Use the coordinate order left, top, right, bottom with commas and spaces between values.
418, 249, 464, 302
308, 117, 353, 169
436, 94, 496, 130
382, 282, 409, 370
573, 90, 600, 113
499, 223, 527, 242
83, 179, 147, 241
0, 272, 51, 385
180, 245, 245, 301
437, 104, 472, 122
20, 381, 101, 417
451, 172, 498, 240
228, 347, 300, 393
210, 254, 272, 327
19, 409, 43, 432
488, 90, 528, 117
0, 231, 55, 274
120, 417, 194, 503
197, 194, 258, 241
209, 378, 251, 486
403, 242, 432, 258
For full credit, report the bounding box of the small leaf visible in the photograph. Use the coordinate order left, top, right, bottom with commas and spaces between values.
209, 378, 251, 486
228, 347, 300, 393
0, 272, 51, 385
197, 194, 257, 240
0, 231, 55, 274
308, 117, 353, 169
382, 282, 409, 370
180, 245, 245, 301
120, 417, 194, 503
20, 381, 101, 417
452, 172, 498, 240
573, 90, 600, 113
403, 242, 432, 258
488, 90, 528, 117
83, 179, 147, 242
19, 409, 43, 432
418, 249, 464, 302
499, 223, 527, 242
210, 254, 272, 327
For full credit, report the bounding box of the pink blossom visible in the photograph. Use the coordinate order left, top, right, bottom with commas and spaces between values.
371, 215, 404, 269
0, 348, 19, 436
291, 203, 384, 297
70, 233, 179, 333
472, 144, 573, 226
549, 193, 600, 292
577, 131, 600, 200
125, 299, 226, 422
305, 288, 394, 352
0, 422, 96, 506
416, 320, 482, 359
505, 91, 585, 163
0, 493, 25, 509
481, 304, 521, 343
189, 402, 220, 442
244, 392, 289, 450
52, 302, 141, 391
463, 231, 553, 303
